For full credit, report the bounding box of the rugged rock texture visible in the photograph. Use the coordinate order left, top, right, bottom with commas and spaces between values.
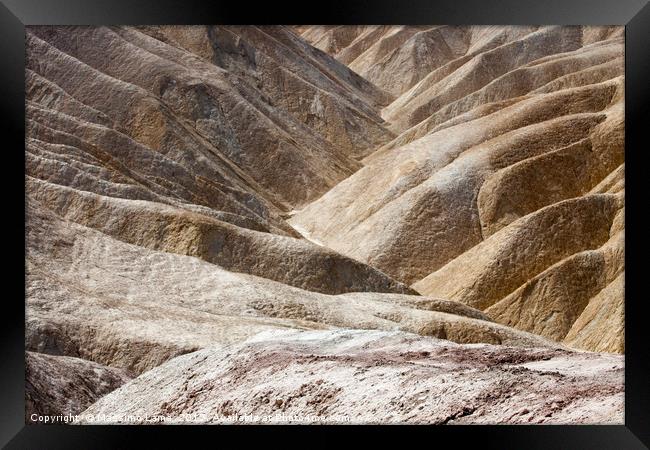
26, 351, 131, 421
27, 178, 414, 296
26, 25, 393, 219
77, 330, 623, 424
291, 25, 624, 352
137, 26, 395, 157
27, 202, 555, 375
26, 25, 625, 425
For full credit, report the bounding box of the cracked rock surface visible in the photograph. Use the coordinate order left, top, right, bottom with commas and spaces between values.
78, 330, 623, 425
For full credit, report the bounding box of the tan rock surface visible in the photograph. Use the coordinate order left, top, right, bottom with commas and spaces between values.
563, 272, 625, 353
77, 330, 623, 424
383, 28, 622, 134
136, 26, 395, 157
414, 194, 621, 309
27, 178, 414, 295
25, 25, 625, 425
291, 26, 624, 352
291, 81, 622, 283
26, 25, 392, 212
27, 203, 555, 375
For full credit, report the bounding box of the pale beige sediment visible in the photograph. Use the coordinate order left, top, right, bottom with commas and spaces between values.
25, 25, 626, 425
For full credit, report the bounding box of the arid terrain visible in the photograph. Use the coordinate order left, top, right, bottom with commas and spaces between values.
25, 25, 624, 424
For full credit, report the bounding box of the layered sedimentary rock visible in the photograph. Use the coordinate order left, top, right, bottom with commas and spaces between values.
27, 202, 554, 375
26, 25, 625, 425
26, 352, 131, 421
77, 330, 623, 424
26, 25, 393, 220
291, 25, 624, 352
27, 178, 415, 296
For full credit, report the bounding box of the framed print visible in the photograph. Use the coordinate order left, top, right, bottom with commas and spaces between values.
2, 0, 649, 447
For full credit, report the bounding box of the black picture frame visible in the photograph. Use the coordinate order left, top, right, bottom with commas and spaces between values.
3, 0, 649, 447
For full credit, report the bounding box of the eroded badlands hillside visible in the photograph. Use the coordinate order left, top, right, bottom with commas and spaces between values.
294, 25, 624, 353
26, 25, 624, 424
79, 330, 623, 425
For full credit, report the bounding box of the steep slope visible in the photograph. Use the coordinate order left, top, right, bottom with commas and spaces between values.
136, 26, 395, 158
27, 203, 555, 375
291, 26, 624, 352
77, 330, 623, 424
297, 26, 547, 99
27, 178, 414, 295
26, 25, 394, 217
26, 352, 131, 421
299, 25, 433, 95
25, 25, 625, 425
26, 25, 413, 295
382, 26, 622, 133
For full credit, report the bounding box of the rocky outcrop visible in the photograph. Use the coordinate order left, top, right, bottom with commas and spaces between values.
25, 25, 625, 425
26, 179, 414, 296
26, 25, 393, 217
136, 26, 395, 158
291, 26, 624, 352
292, 81, 622, 282
27, 203, 555, 375
77, 330, 623, 424
26, 352, 131, 422
382, 27, 622, 134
